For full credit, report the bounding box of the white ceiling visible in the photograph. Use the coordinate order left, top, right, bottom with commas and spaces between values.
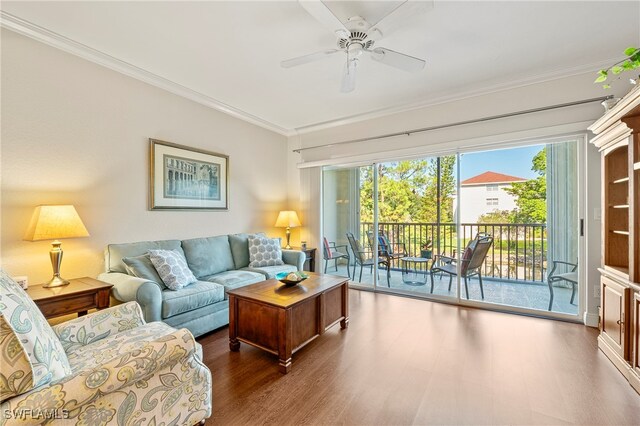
2, 1, 639, 133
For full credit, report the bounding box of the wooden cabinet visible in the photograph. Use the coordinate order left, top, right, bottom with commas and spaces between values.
590, 85, 640, 394
604, 145, 630, 276
600, 275, 630, 359
634, 292, 640, 375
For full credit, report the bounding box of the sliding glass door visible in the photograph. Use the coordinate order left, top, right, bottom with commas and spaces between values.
322, 156, 459, 299
321, 138, 582, 319
372, 156, 459, 299
458, 141, 580, 315
322, 165, 374, 288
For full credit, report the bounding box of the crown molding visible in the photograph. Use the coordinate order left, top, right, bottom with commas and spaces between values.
293, 57, 617, 135
0, 12, 293, 137
1, 11, 619, 139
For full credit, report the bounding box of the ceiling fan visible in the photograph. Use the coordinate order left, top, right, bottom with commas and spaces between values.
282, 0, 427, 93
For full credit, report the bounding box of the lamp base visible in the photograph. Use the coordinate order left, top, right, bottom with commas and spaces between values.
285, 227, 292, 249
44, 241, 69, 288
43, 275, 70, 288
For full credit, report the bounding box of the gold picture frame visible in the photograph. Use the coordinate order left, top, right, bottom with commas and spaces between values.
149, 139, 229, 210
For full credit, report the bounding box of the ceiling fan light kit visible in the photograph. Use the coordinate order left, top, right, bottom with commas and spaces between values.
282, 0, 426, 93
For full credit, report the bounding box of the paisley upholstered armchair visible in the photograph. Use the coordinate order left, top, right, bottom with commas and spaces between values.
0, 270, 211, 426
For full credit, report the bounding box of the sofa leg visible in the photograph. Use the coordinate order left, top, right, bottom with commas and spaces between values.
195, 420, 206, 426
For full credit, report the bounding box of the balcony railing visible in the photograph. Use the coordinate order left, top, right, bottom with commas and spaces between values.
359, 222, 547, 283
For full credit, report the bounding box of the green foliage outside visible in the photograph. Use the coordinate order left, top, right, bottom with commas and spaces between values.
477, 209, 517, 224
477, 147, 547, 224
503, 148, 547, 223
356, 151, 549, 281
595, 47, 640, 89
359, 156, 457, 224
359, 157, 456, 252
360, 150, 548, 226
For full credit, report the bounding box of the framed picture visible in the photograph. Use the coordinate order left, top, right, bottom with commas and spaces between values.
149, 139, 229, 210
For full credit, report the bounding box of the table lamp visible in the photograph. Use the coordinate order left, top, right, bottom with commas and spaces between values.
274, 210, 301, 249
24, 205, 90, 288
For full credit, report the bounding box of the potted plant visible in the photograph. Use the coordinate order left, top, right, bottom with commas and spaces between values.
420, 239, 433, 259
595, 47, 639, 89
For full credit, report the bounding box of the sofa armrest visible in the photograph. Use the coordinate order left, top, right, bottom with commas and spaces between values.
282, 249, 305, 271
1, 328, 199, 425
52, 302, 146, 353
97, 272, 162, 322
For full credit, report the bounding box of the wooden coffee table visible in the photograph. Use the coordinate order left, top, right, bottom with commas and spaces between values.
227, 272, 349, 374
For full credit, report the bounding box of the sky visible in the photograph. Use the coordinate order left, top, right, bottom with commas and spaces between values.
459, 144, 544, 181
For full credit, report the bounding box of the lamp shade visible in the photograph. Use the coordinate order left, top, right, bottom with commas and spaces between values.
24, 205, 90, 241
274, 210, 301, 228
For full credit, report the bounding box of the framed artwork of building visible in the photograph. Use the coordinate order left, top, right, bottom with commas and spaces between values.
149, 139, 229, 210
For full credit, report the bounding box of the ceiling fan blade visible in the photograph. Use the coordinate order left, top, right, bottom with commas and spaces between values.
299, 0, 350, 39
341, 59, 358, 93
369, 0, 434, 35
366, 28, 383, 42
370, 47, 425, 72
281, 49, 341, 68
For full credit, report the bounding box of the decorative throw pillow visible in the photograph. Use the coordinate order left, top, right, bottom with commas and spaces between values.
248, 235, 285, 267
122, 253, 166, 288
148, 249, 197, 291
0, 269, 72, 402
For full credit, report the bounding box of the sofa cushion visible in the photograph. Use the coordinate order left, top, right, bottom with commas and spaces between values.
0, 270, 72, 402
241, 264, 297, 279
248, 235, 285, 267
161, 281, 225, 318
122, 253, 167, 290
229, 233, 265, 269
163, 301, 229, 338
181, 235, 236, 278
202, 270, 265, 295
149, 249, 197, 291
106, 240, 183, 274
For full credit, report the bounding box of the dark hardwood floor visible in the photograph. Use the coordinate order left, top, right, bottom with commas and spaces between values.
198, 289, 640, 425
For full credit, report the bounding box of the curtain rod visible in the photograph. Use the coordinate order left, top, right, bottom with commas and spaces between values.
292, 95, 613, 153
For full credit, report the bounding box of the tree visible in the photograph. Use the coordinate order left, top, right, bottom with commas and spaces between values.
504, 148, 547, 223
477, 209, 516, 224
359, 156, 456, 224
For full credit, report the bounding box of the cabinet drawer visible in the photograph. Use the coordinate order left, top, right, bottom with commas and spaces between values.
36, 293, 96, 318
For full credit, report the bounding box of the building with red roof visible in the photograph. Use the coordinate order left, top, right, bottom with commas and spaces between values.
455, 171, 528, 223
461, 171, 527, 186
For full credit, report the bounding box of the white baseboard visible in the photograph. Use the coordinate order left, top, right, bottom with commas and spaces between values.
583, 311, 599, 327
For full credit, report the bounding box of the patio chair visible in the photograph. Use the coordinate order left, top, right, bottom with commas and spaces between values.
430, 234, 494, 299
346, 232, 390, 286
323, 236, 350, 277
547, 260, 578, 311
366, 230, 408, 264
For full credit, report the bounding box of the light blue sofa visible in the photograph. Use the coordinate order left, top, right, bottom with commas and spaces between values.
97, 233, 305, 337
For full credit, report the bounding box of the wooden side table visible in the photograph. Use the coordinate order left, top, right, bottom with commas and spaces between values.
288, 247, 316, 272
26, 277, 113, 319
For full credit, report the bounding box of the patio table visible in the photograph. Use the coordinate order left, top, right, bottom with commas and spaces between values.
400, 257, 431, 285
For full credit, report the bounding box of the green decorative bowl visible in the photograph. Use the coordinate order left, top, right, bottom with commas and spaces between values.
276, 271, 309, 286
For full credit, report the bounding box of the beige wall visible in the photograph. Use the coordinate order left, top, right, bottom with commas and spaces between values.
1, 30, 289, 284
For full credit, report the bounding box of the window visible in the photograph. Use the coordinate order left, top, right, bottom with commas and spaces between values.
487, 184, 499, 191
486, 198, 499, 206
